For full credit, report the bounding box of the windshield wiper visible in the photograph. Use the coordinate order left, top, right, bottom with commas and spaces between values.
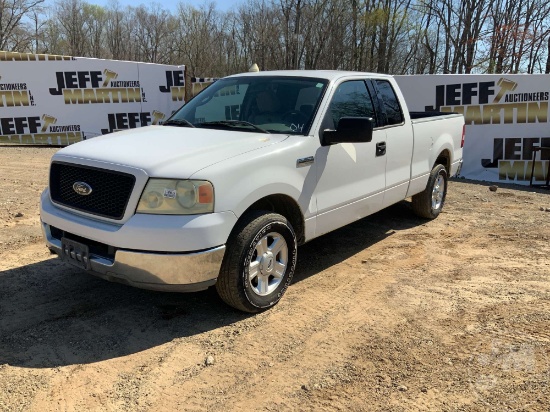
197, 120, 269, 134
163, 119, 196, 128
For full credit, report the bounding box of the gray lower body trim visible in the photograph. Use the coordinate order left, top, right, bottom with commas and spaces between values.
42, 222, 224, 293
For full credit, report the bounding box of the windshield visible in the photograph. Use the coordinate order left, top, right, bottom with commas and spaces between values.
166, 76, 328, 135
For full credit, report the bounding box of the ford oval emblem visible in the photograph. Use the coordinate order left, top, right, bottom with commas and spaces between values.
73, 181, 93, 196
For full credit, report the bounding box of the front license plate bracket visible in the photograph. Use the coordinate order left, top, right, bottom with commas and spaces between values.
61, 237, 91, 270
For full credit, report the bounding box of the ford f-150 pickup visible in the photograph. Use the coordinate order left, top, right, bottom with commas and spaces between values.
40, 70, 464, 312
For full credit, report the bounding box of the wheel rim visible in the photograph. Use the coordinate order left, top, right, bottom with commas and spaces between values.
248, 232, 288, 296
431, 173, 446, 211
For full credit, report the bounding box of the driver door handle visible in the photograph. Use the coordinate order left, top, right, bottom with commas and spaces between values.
376, 142, 386, 157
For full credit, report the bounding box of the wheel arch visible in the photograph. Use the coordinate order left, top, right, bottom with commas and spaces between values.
434, 148, 451, 175
431, 131, 454, 175
240, 194, 306, 245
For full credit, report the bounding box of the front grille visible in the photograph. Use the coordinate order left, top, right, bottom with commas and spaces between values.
50, 162, 136, 220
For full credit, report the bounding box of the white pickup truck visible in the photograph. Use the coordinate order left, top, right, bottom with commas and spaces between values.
40, 70, 464, 312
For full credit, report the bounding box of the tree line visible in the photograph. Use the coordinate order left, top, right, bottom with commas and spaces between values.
2, 0, 550, 77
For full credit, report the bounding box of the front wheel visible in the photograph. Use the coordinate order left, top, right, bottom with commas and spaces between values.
216, 212, 297, 313
412, 164, 448, 219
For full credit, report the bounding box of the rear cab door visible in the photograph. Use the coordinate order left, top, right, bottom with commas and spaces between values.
369, 78, 414, 208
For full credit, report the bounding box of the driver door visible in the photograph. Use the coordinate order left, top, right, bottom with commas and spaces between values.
314, 79, 387, 237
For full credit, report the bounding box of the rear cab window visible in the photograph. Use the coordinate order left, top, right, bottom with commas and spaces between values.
374, 80, 404, 126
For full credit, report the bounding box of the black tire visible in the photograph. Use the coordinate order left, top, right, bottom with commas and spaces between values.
216, 211, 297, 313
412, 164, 448, 219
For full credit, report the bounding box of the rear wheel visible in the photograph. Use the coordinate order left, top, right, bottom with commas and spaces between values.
412, 164, 448, 219
216, 211, 297, 313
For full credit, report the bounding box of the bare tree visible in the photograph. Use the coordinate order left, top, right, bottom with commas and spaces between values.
0, 0, 45, 50
53, 0, 88, 56
129, 5, 172, 63
4, 0, 550, 76
104, 2, 131, 60
485, 0, 550, 73
83, 3, 106, 58
173, 3, 226, 76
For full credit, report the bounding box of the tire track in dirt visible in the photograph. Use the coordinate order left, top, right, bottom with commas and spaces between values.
119, 222, 435, 411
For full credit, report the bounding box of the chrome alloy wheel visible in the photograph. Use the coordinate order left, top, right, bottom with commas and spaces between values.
431, 173, 446, 211
248, 232, 288, 296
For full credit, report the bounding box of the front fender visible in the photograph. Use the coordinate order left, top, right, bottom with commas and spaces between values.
192, 137, 319, 220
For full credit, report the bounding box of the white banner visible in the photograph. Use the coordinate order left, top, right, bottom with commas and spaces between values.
0, 52, 185, 145
395, 74, 550, 185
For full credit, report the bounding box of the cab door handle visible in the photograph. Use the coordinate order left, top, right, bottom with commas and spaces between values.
376, 142, 386, 156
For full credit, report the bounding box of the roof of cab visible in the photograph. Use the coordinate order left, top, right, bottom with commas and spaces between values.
226, 70, 394, 82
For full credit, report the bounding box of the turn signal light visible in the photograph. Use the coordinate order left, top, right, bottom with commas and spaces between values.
198, 184, 213, 204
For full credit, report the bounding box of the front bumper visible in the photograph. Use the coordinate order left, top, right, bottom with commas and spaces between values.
42, 221, 225, 292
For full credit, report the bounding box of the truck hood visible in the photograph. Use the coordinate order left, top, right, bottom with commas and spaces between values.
53, 125, 288, 178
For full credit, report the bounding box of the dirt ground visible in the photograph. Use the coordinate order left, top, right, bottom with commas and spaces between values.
0, 146, 549, 411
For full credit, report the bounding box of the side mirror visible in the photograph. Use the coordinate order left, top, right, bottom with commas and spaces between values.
321, 117, 374, 146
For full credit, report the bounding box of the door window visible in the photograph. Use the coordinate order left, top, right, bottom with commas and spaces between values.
323, 80, 376, 130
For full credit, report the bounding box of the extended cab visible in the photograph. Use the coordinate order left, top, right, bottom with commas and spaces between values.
40, 71, 464, 312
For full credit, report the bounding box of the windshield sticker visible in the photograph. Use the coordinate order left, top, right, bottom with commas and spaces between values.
316, 83, 323, 88
290, 123, 305, 133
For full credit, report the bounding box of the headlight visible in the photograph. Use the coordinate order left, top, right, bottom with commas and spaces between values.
137, 179, 214, 215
